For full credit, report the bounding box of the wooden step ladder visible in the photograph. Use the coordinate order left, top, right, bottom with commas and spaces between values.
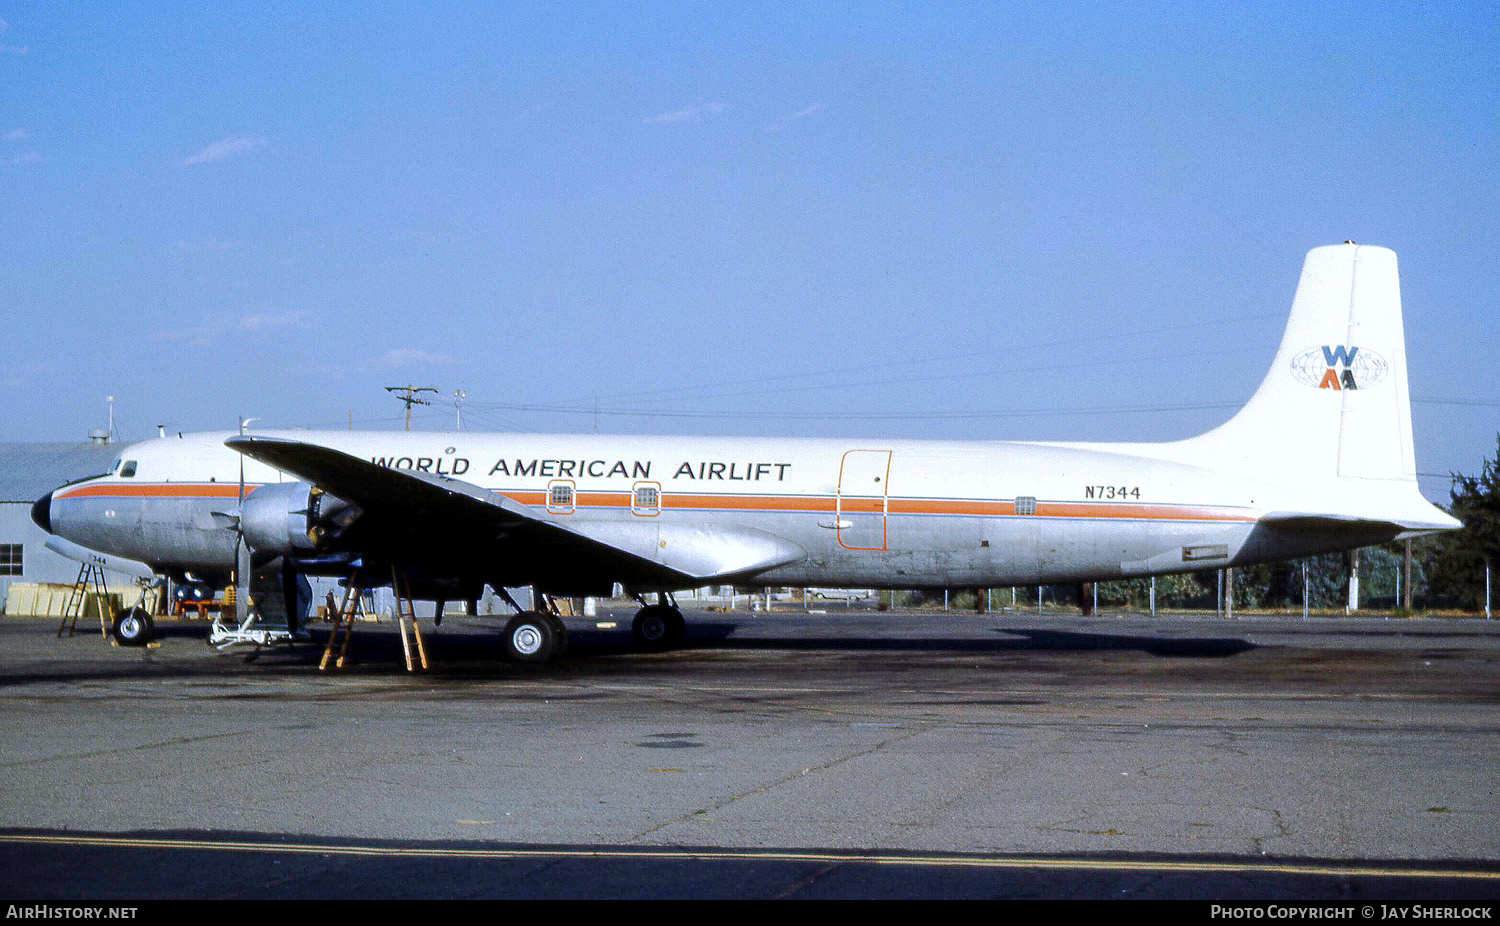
390, 565, 429, 672
319, 567, 429, 672
320, 576, 371, 671
57, 562, 110, 639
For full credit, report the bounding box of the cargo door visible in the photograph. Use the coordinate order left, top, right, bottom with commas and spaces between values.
837, 450, 892, 551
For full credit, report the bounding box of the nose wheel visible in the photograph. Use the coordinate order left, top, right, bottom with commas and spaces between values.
631, 603, 685, 651
111, 607, 155, 646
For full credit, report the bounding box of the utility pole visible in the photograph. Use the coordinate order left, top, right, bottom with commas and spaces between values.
1403, 539, 1414, 612
1302, 560, 1310, 619
1347, 548, 1361, 615
454, 389, 467, 431
385, 385, 438, 431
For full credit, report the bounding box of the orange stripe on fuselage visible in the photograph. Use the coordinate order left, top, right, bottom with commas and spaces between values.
56, 483, 259, 499
56, 483, 1255, 523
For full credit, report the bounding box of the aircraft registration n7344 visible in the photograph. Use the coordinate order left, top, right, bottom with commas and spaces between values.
31, 243, 1459, 660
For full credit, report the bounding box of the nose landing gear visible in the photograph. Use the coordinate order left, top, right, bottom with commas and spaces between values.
111, 607, 155, 646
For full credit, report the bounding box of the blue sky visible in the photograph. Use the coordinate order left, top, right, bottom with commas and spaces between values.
2, 3, 1495, 502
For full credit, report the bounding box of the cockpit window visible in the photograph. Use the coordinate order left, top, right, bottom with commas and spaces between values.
110, 459, 122, 474
120, 460, 138, 478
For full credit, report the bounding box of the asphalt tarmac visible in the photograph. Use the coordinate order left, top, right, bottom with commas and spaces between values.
1, 606, 1498, 900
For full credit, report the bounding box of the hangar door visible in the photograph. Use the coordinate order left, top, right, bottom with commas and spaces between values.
837, 450, 892, 551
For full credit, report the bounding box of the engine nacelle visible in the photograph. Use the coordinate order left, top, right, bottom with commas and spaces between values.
241, 482, 351, 555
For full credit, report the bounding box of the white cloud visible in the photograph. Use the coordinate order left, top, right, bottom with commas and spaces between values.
0, 18, 28, 54
170, 237, 243, 254
5, 126, 36, 165
236, 310, 313, 333
768, 103, 822, 132
644, 101, 727, 125
315, 347, 460, 379
180, 135, 267, 167
384, 348, 455, 367
162, 310, 316, 347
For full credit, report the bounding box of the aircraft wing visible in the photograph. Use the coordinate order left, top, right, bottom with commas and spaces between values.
224, 436, 804, 588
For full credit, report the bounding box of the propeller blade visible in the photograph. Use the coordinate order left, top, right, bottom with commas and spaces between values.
233, 416, 250, 625
281, 557, 301, 634
235, 535, 251, 625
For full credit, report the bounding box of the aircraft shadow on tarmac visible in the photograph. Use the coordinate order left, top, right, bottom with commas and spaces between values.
4, 618, 1257, 687
137, 618, 1260, 660
286, 619, 1257, 665
670, 622, 1257, 658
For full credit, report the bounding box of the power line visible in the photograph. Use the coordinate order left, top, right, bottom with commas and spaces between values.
468, 345, 1251, 414
384, 384, 439, 431
473, 400, 1243, 422
1412, 398, 1500, 408
533, 310, 1284, 409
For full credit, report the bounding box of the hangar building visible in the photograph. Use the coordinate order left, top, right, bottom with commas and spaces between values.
0, 441, 129, 610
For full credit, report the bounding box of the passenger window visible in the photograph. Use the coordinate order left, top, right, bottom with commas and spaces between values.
120, 460, 138, 478
547, 480, 575, 514
632, 482, 661, 516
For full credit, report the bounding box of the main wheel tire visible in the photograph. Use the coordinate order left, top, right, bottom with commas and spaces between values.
111, 608, 155, 646
632, 605, 685, 651
543, 613, 569, 658
502, 611, 560, 663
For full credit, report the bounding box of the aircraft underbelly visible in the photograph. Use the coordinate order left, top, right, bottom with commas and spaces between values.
740, 509, 1257, 588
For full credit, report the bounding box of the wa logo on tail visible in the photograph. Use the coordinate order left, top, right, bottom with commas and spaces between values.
1290, 345, 1389, 391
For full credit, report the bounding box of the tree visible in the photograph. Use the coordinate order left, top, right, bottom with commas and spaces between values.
1429, 434, 1500, 611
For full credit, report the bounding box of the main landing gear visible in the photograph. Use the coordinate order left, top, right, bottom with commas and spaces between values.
493, 589, 686, 663
501, 610, 569, 663
495, 587, 570, 664
631, 593, 685, 652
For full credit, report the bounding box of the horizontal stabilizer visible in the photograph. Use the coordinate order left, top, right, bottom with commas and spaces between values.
1259, 507, 1460, 540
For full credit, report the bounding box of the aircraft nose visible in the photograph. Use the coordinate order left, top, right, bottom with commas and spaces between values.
31, 491, 53, 533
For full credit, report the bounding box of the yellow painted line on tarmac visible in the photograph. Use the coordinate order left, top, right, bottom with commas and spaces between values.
1, 833, 1496, 882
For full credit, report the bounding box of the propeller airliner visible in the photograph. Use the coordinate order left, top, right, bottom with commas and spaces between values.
32, 244, 1459, 661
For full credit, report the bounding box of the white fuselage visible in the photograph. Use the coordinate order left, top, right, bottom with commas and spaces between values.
47, 428, 1359, 589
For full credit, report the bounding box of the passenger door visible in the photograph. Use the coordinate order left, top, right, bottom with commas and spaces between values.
836, 450, 892, 551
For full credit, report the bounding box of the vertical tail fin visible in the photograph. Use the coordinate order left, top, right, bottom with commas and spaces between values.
1181, 243, 1416, 484
1070, 243, 1457, 532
